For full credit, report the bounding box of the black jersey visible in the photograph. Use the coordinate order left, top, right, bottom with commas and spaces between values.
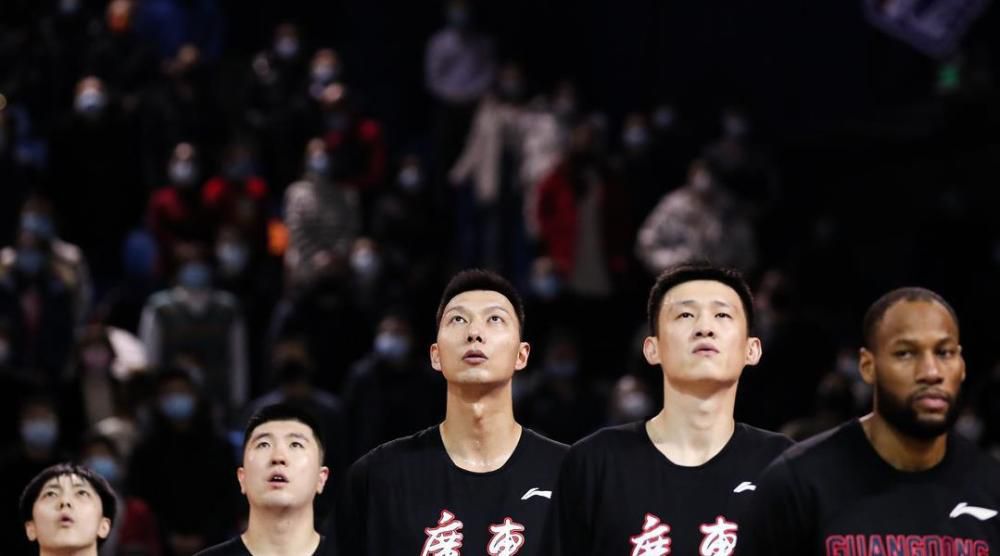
548, 420, 792, 556
195, 534, 334, 555
338, 425, 567, 556
739, 419, 1000, 555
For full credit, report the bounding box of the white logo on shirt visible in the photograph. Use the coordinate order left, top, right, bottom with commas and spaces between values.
629, 513, 672, 556
949, 502, 998, 521
487, 517, 526, 556
699, 516, 738, 556
732, 482, 756, 493
421, 510, 464, 556
520, 487, 552, 500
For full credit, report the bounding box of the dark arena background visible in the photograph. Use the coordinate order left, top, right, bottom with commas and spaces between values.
1, 0, 999, 553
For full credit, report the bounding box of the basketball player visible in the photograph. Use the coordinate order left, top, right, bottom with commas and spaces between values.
548, 262, 792, 555
20, 463, 117, 556
338, 269, 567, 555
740, 287, 1000, 554
197, 403, 333, 555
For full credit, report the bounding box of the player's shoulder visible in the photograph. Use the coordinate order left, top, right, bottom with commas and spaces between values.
774, 419, 860, 471
733, 422, 795, 458
351, 425, 441, 473
567, 420, 648, 460
194, 536, 248, 556
947, 434, 1000, 492
520, 427, 570, 460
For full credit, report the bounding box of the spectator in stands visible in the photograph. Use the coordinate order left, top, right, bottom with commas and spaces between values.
127, 368, 240, 555
139, 257, 249, 420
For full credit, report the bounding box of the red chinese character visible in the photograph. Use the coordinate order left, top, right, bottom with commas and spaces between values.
699, 516, 738, 556
421, 510, 464, 556
630, 513, 672, 556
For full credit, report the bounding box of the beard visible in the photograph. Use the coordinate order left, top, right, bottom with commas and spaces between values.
876, 381, 960, 440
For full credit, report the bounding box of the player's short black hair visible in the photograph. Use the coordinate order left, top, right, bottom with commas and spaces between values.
19, 463, 117, 541
862, 287, 959, 350
647, 261, 754, 336
243, 402, 326, 458
435, 269, 525, 336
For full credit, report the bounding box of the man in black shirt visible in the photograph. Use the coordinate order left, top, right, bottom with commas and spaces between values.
338, 269, 567, 555
548, 262, 791, 555
197, 403, 334, 556
740, 287, 1000, 555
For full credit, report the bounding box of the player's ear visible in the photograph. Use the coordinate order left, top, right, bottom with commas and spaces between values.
745, 336, 762, 366
858, 348, 875, 385
316, 466, 330, 494
237, 466, 246, 494
24, 520, 37, 542
97, 516, 111, 539
642, 336, 660, 365
514, 342, 530, 371
429, 343, 442, 371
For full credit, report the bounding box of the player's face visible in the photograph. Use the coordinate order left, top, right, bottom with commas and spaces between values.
860, 300, 964, 439
643, 280, 761, 387
431, 290, 529, 386
25, 474, 110, 551
238, 420, 329, 510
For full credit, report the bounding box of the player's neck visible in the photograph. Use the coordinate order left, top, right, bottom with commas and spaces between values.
860, 413, 948, 472
647, 381, 737, 466
242, 505, 320, 556
441, 386, 521, 472
40, 546, 98, 556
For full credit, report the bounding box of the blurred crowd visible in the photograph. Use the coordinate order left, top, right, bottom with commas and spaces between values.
2, 0, 1000, 554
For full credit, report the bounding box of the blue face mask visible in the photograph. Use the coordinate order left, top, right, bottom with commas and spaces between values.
532, 274, 561, 300
274, 37, 300, 59
75, 89, 107, 116
375, 333, 410, 362
224, 159, 252, 181
545, 360, 578, 379
307, 153, 330, 176
398, 167, 423, 192
21, 418, 59, 450
20, 213, 55, 240
216, 243, 249, 275
177, 262, 212, 290
159, 393, 196, 422
169, 159, 197, 187
84, 455, 121, 485
16, 248, 47, 276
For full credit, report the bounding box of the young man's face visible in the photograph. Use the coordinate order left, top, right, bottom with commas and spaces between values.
643, 280, 761, 387
859, 300, 965, 439
25, 474, 111, 551
430, 290, 529, 386
238, 420, 329, 511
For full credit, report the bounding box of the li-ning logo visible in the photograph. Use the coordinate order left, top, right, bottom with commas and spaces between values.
732, 482, 756, 494
521, 488, 552, 500
949, 502, 998, 521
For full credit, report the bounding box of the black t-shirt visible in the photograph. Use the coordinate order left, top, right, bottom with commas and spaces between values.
195, 534, 334, 555
739, 419, 1000, 555
549, 420, 792, 555
338, 425, 568, 555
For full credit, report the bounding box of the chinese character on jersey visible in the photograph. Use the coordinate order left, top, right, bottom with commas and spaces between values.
699, 516, 738, 556
630, 513, 672, 556
487, 517, 526, 556
422, 510, 465, 556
